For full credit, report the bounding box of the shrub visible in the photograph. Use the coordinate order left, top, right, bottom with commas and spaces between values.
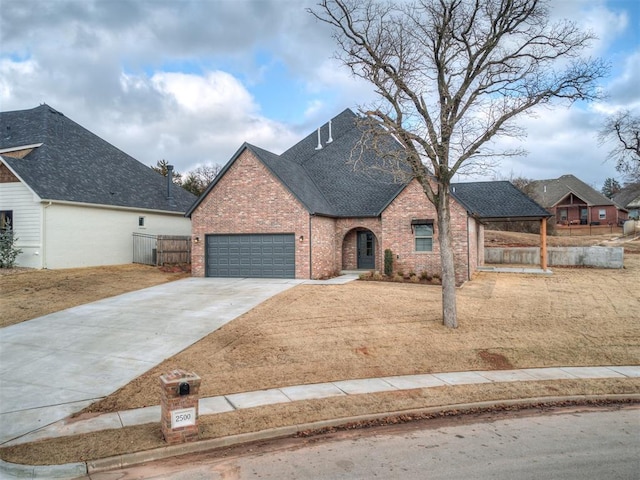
0, 228, 22, 268
384, 249, 393, 276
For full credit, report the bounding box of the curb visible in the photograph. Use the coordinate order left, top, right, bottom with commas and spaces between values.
2, 394, 638, 479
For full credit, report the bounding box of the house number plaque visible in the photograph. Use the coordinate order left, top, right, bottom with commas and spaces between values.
171, 407, 196, 429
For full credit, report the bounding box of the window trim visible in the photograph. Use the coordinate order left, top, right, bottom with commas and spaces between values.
138, 216, 146, 228
598, 209, 606, 220
0, 210, 13, 232
412, 219, 434, 252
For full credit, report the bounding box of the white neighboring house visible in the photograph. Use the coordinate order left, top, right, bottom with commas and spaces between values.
0, 104, 196, 269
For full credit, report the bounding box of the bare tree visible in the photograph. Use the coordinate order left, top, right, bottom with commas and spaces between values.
599, 110, 640, 183
310, 0, 608, 328
182, 164, 223, 196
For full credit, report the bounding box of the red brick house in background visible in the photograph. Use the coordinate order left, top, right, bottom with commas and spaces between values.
528, 174, 628, 226
187, 109, 550, 285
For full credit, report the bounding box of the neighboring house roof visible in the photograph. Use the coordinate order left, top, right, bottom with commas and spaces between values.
612, 183, 640, 210
189, 109, 407, 218
450, 181, 551, 221
0, 104, 196, 213
528, 174, 619, 209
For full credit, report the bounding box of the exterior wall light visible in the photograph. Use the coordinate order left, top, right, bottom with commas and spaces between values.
299, 235, 304, 242
194, 236, 200, 244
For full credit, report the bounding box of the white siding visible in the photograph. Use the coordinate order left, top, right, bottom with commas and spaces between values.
44, 203, 191, 269
0, 182, 43, 268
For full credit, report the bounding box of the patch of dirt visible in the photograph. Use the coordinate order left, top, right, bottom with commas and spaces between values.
485, 229, 640, 253
478, 350, 514, 370
0, 264, 189, 328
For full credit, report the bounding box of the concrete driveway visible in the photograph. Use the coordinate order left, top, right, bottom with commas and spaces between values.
0, 277, 302, 445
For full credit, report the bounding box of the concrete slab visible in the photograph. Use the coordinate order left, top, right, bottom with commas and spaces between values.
280, 383, 346, 401
332, 378, 397, 395
433, 372, 492, 385
226, 389, 292, 410
0, 277, 301, 444
381, 374, 446, 390
0, 400, 95, 445
608, 366, 640, 377
560, 367, 626, 379
477, 370, 539, 382
199, 396, 235, 415
520, 367, 579, 381
119, 406, 161, 427
303, 274, 359, 285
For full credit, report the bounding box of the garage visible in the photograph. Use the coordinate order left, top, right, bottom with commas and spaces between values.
205, 234, 295, 278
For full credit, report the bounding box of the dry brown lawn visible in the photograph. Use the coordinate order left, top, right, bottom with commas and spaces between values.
0, 264, 189, 328
1, 231, 638, 467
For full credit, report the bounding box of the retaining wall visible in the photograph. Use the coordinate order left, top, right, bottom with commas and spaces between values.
485, 246, 624, 269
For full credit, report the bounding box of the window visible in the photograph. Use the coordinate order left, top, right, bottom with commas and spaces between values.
414, 223, 433, 252
599, 209, 606, 220
559, 209, 568, 221
0, 210, 13, 232
138, 216, 145, 227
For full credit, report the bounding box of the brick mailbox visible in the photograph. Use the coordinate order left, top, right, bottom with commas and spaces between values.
160, 369, 201, 444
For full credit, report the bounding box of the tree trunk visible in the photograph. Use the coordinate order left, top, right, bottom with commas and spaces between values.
437, 189, 458, 328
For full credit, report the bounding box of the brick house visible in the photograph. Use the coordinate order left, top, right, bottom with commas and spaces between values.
528, 174, 628, 226
188, 109, 550, 284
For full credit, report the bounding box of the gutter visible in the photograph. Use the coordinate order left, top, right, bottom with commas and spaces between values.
39, 199, 188, 216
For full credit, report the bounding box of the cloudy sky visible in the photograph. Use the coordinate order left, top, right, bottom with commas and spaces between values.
1, 0, 638, 189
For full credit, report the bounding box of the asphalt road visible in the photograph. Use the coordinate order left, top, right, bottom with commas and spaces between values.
85, 405, 639, 480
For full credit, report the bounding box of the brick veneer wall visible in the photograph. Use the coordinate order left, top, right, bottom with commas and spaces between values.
190, 149, 311, 278
381, 180, 471, 285
336, 218, 383, 271
310, 215, 338, 278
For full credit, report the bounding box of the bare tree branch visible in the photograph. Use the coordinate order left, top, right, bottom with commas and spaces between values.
309, 0, 608, 328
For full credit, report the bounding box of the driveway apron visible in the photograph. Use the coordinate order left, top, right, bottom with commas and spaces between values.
0, 277, 302, 445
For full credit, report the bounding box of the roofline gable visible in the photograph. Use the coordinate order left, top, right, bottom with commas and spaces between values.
185, 143, 313, 217
0, 156, 42, 200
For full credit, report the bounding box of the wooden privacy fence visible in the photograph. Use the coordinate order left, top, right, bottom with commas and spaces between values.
133, 233, 191, 266
554, 224, 623, 236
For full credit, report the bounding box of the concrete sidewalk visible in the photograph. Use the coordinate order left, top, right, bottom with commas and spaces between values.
1, 365, 638, 479
0, 277, 309, 445
7, 365, 639, 446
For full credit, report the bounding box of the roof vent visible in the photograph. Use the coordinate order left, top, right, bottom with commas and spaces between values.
315, 128, 322, 150
327, 120, 333, 144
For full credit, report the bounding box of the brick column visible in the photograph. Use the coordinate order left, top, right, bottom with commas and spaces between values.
159, 369, 201, 444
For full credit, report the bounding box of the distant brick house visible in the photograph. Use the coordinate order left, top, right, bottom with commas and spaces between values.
528, 174, 628, 227
188, 109, 550, 284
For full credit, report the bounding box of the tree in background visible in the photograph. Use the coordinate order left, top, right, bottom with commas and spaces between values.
181, 164, 223, 197
599, 110, 640, 183
151, 159, 183, 185
151, 160, 222, 196
601, 177, 621, 199
310, 0, 607, 328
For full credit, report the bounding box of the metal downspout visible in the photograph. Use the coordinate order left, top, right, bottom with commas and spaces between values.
43, 201, 52, 269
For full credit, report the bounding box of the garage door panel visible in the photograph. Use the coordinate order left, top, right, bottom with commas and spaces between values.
206, 234, 295, 278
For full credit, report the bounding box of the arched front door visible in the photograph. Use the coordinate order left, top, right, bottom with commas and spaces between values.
357, 230, 375, 269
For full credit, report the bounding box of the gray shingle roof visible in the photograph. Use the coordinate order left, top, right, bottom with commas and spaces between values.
528, 174, 616, 209
0, 104, 196, 213
450, 181, 551, 221
612, 183, 640, 209
190, 109, 406, 217
189, 109, 551, 220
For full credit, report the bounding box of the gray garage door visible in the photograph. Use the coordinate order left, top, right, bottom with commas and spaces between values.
206, 234, 295, 278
